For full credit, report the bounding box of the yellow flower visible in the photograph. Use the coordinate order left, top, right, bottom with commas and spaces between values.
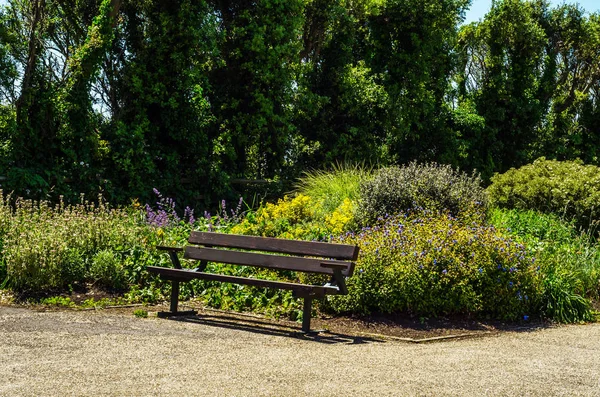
326, 198, 355, 234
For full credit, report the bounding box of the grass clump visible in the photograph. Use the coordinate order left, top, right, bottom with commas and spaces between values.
294, 163, 372, 214
490, 208, 599, 322
356, 162, 487, 226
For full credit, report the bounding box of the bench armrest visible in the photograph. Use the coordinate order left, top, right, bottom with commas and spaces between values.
157, 246, 184, 252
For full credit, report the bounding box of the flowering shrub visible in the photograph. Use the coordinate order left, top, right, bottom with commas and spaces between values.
325, 198, 356, 235
231, 194, 326, 240
356, 162, 487, 226
229, 194, 357, 240
0, 192, 156, 291
327, 210, 541, 320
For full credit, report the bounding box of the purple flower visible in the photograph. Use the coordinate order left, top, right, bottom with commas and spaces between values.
442, 269, 447, 275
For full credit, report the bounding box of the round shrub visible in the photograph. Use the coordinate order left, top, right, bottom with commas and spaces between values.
89, 250, 126, 290
327, 210, 541, 321
356, 162, 487, 226
487, 158, 600, 230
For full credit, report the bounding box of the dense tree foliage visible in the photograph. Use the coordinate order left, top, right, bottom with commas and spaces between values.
0, 0, 598, 206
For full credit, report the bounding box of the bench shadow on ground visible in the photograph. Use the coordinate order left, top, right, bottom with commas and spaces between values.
168, 312, 382, 345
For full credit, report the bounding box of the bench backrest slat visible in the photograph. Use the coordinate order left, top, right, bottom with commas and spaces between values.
188, 232, 359, 261
183, 247, 355, 277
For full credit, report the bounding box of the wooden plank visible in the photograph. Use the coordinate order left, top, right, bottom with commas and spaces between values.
183, 246, 354, 276
146, 267, 340, 296
188, 232, 359, 260
157, 246, 184, 252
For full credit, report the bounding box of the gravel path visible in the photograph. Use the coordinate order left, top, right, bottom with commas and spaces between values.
1, 306, 599, 396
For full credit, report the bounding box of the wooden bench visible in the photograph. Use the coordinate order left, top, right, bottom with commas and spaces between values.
147, 231, 359, 333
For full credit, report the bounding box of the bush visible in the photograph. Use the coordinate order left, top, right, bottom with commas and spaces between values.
487, 158, 600, 230
540, 266, 594, 323
356, 162, 487, 226
89, 250, 126, 290
490, 208, 600, 317
328, 210, 541, 321
0, 193, 153, 291
230, 194, 355, 240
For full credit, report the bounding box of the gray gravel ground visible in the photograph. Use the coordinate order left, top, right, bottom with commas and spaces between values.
1, 306, 599, 397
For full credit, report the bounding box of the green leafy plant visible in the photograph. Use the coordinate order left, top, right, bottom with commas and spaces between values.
133, 309, 148, 318
356, 162, 487, 226
89, 250, 126, 290
490, 208, 600, 311
39, 296, 76, 308
488, 158, 600, 231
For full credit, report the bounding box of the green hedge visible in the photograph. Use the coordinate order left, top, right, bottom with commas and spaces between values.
488, 158, 600, 230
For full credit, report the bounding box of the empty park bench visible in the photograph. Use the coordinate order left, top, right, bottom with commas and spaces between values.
147, 232, 359, 333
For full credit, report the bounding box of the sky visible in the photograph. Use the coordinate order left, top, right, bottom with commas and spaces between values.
0, 0, 598, 25
464, 0, 600, 23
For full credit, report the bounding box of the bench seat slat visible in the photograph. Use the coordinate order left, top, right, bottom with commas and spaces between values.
183, 246, 354, 277
146, 266, 340, 297
188, 232, 359, 260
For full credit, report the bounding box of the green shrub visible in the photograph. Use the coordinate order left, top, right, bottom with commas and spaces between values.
487, 158, 600, 230
356, 162, 487, 226
133, 309, 148, 318
540, 266, 594, 323
491, 208, 600, 307
489, 208, 577, 246
328, 210, 540, 321
89, 250, 126, 290
0, 193, 153, 291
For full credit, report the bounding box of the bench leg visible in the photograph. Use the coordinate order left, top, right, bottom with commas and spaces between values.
157, 280, 197, 318
170, 280, 180, 313
302, 297, 313, 333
